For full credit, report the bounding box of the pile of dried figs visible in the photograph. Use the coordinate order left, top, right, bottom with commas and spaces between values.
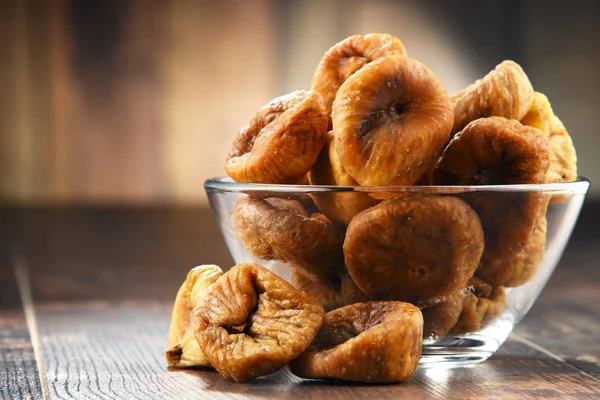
166, 33, 578, 383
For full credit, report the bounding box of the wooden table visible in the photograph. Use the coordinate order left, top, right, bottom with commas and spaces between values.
1, 205, 599, 399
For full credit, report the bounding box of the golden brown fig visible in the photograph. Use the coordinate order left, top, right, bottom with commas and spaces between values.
452, 60, 534, 135
193, 263, 324, 382
422, 290, 466, 339
478, 217, 547, 287
520, 91, 553, 137
291, 270, 344, 312
231, 196, 344, 282
343, 196, 484, 307
312, 33, 407, 120
547, 116, 577, 184
451, 280, 507, 334
165, 265, 223, 368
289, 301, 423, 383
225, 90, 327, 184
432, 117, 550, 259
520, 92, 578, 184
333, 55, 453, 186
308, 131, 378, 224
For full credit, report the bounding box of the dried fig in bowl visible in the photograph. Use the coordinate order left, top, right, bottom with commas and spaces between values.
193, 263, 324, 382
333, 54, 453, 186
451, 60, 534, 135
451, 278, 507, 334
312, 33, 407, 120
308, 131, 378, 224
291, 270, 344, 312
422, 290, 466, 340
289, 301, 423, 383
344, 196, 484, 307
231, 196, 344, 282
225, 90, 328, 184
432, 117, 550, 259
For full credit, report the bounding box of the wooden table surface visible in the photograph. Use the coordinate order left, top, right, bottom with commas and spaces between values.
1, 204, 599, 399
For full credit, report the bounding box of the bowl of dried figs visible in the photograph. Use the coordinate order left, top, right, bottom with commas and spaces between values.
168, 34, 589, 384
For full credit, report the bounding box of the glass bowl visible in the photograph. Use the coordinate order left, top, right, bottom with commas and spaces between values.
204, 177, 589, 367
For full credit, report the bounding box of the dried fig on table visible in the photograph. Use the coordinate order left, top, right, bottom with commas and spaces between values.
193, 263, 324, 382
333, 55, 453, 186
225, 90, 328, 184
308, 131, 378, 224
231, 196, 344, 283
165, 265, 224, 368
422, 290, 466, 340
289, 301, 423, 383
291, 270, 344, 312
477, 216, 548, 287
451, 278, 507, 334
343, 196, 484, 307
312, 33, 407, 122
432, 117, 550, 260
451, 60, 534, 136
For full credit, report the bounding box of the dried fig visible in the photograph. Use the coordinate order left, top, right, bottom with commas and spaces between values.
312, 33, 407, 120
340, 273, 371, 306
432, 117, 550, 259
520, 91, 553, 137
231, 196, 344, 282
333, 55, 453, 186
520, 92, 578, 184
165, 265, 223, 368
289, 301, 423, 383
477, 216, 547, 287
291, 270, 344, 312
546, 116, 577, 184
193, 263, 324, 382
308, 131, 378, 224
451, 60, 534, 135
343, 196, 484, 307
451, 280, 507, 334
225, 90, 328, 184
422, 290, 466, 340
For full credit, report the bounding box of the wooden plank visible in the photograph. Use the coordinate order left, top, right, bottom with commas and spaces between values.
7, 206, 233, 302
31, 300, 600, 400
0, 250, 44, 400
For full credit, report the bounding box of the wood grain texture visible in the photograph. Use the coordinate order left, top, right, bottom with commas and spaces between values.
32, 301, 600, 400
1, 204, 599, 399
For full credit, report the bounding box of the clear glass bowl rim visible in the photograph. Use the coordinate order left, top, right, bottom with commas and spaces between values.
205, 176, 590, 195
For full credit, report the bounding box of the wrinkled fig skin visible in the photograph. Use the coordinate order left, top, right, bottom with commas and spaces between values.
289, 301, 423, 383
165, 265, 224, 368
308, 131, 378, 224
422, 290, 466, 339
333, 54, 453, 187
225, 90, 328, 184
232, 196, 344, 283
291, 270, 344, 312
520, 92, 577, 185
451, 281, 507, 334
194, 263, 324, 382
433, 117, 551, 260
451, 60, 534, 136
311, 33, 407, 121
344, 196, 484, 307
478, 217, 547, 287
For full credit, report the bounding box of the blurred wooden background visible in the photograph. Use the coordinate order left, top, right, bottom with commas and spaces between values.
1, 0, 598, 205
